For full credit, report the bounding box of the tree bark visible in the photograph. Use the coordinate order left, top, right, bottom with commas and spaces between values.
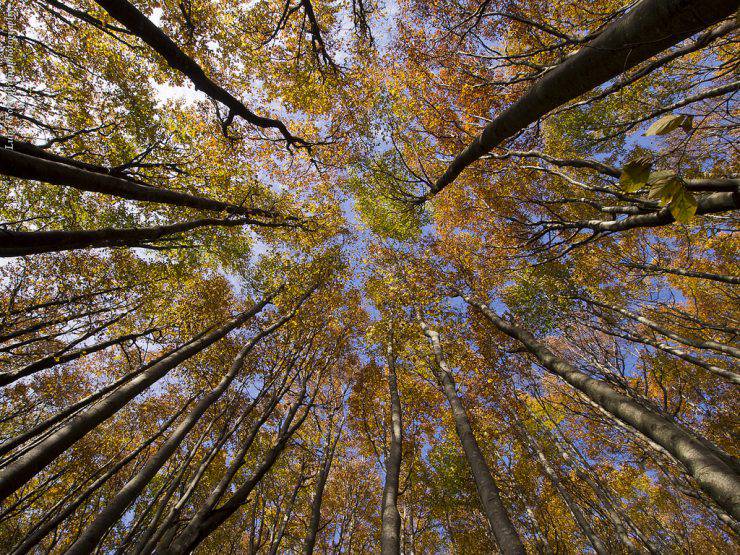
583, 297, 740, 360
512, 418, 609, 555
463, 293, 740, 521
381, 338, 403, 555
64, 307, 293, 554
417, 312, 525, 554
428, 0, 739, 198
0, 293, 273, 502
0, 327, 157, 386
8, 399, 192, 555
0, 215, 274, 257
92, 0, 303, 145
622, 262, 740, 285
0, 146, 283, 221
304, 414, 343, 554
161, 389, 311, 553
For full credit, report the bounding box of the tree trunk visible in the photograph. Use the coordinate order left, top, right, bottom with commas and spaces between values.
381, 339, 403, 555
267, 462, 307, 555
0, 146, 282, 221
0, 216, 266, 256
417, 312, 525, 554
304, 416, 343, 554
0, 294, 273, 502
0, 327, 157, 386
428, 0, 739, 197
162, 392, 311, 553
463, 293, 740, 521
8, 400, 191, 555
65, 297, 298, 553
583, 297, 740, 360
513, 418, 609, 555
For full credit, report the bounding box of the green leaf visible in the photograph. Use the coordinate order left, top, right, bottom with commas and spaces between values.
669, 187, 698, 223
645, 114, 693, 136
620, 156, 652, 192
647, 171, 681, 205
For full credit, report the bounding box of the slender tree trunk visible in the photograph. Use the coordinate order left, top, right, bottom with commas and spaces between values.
417, 312, 525, 554
0, 146, 282, 220
513, 418, 609, 555
622, 262, 740, 285
137, 398, 260, 553
304, 415, 343, 554
548, 428, 658, 554
0, 327, 157, 386
65, 304, 296, 553
0, 294, 273, 502
8, 400, 191, 555
0, 304, 114, 343
590, 320, 740, 384
0, 343, 177, 460
162, 392, 311, 553
0, 215, 267, 256
381, 339, 403, 555
267, 462, 307, 555
583, 297, 740, 359
463, 293, 740, 520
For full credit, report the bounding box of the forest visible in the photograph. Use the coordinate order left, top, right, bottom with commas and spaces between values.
0, 0, 738, 552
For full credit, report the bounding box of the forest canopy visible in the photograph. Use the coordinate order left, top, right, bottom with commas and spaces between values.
0, 0, 738, 552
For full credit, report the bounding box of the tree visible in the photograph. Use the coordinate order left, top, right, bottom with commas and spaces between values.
1, 0, 738, 551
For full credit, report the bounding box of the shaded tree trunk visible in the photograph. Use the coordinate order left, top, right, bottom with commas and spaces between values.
66, 292, 305, 553
0, 293, 274, 502
0, 146, 283, 221
463, 292, 740, 521
428, 0, 739, 197
512, 417, 609, 555
417, 312, 525, 554
161, 388, 312, 553
304, 413, 343, 554
8, 399, 192, 554
381, 338, 403, 555
0, 216, 277, 256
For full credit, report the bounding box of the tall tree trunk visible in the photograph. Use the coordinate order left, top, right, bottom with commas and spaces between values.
0, 327, 156, 386
428, 0, 739, 197
0, 293, 273, 502
304, 414, 343, 554
527, 398, 651, 553
512, 417, 609, 555
582, 296, 740, 359
162, 390, 312, 553
8, 399, 191, 555
137, 399, 260, 554
381, 338, 403, 555
65, 297, 300, 553
462, 293, 740, 520
92, 0, 302, 145
267, 461, 307, 555
0, 146, 283, 221
0, 215, 267, 256
417, 312, 525, 554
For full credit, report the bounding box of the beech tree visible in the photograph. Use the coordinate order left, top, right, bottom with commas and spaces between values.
1, 0, 738, 552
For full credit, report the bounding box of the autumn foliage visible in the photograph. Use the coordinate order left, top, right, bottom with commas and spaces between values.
0, 0, 738, 553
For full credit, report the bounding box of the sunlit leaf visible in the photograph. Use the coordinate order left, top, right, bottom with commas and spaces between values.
669, 187, 698, 223
645, 114, 692, 136
620, 156, 652, 192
